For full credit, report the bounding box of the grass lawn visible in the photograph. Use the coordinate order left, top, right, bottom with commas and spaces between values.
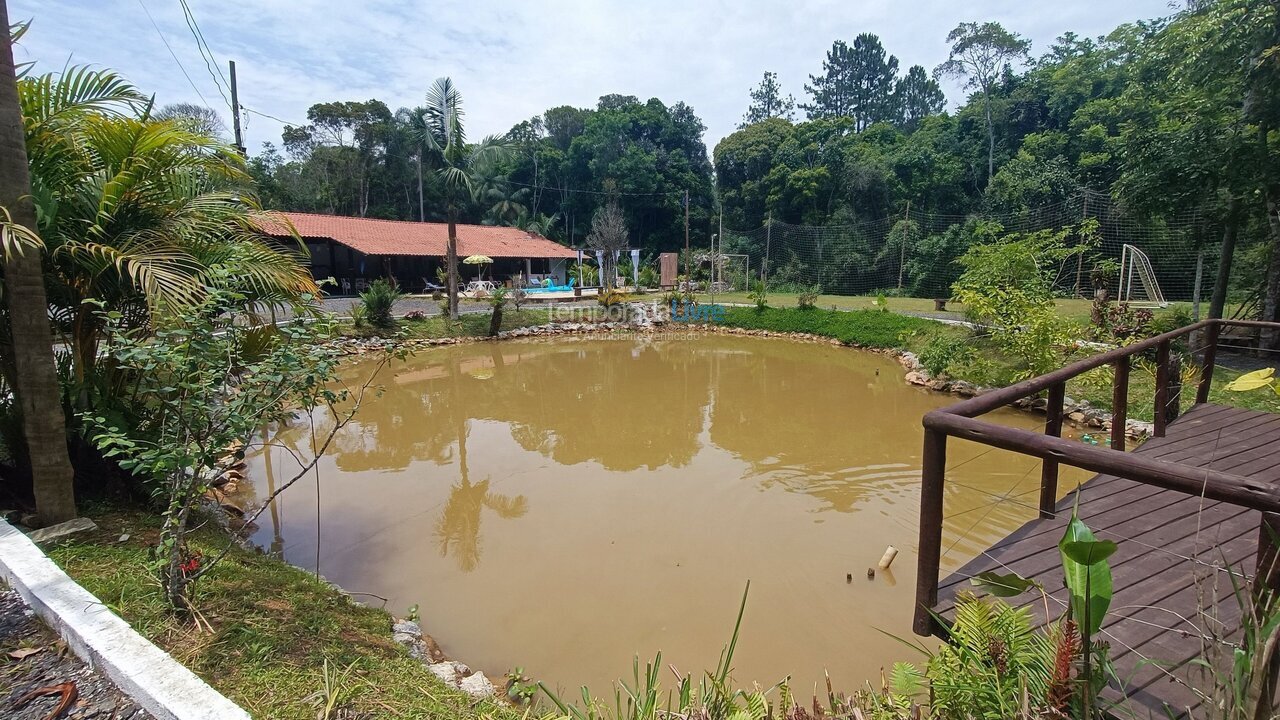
45, 507, 520, 720
715, 305, 1280, 422
696, 291, 1201, 324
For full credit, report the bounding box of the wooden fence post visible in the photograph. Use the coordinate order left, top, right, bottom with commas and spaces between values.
1154, 341, 1171, 437
1111, 356, 1130, 452
914, 428, 948, 637
1040, 382, 1065, 518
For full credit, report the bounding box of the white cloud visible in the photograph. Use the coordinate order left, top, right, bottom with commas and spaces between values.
12, 0, 1175, 155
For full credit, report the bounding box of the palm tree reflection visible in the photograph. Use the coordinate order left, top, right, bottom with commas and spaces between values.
435, 359, 528, 571
434, 477, 528, 572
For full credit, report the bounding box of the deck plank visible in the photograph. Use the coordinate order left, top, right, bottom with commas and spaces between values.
931, 403, 1280, 719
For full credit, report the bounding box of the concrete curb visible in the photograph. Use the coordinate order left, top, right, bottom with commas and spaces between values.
0, 520, 251, 720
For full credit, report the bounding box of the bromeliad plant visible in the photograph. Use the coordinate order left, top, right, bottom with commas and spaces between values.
964, 508, 1116, 719
81, 283, 400, 613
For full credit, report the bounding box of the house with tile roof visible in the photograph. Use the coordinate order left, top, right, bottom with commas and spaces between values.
261, 212, 577, 294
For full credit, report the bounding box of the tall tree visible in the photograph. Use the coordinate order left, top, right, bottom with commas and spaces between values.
894, 65, 947, 130
935, 21, 1031, 184
155, 102, 227, 140
418, 77, 509, 320
585, 201, 629, 290
803, 34, 901, 131
740, 71, 795, 127
0, 8, 77, 525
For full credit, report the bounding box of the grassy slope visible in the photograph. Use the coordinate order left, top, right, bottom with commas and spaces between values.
716, 305, 1280, 422
45, 508, 519, 720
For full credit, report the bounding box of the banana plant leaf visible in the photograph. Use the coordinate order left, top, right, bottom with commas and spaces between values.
1060, 513, 1113, 635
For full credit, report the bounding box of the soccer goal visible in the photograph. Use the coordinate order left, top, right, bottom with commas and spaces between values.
1118, 244, 1168, 308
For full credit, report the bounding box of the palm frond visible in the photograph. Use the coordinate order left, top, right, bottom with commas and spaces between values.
0, 208, 44, 258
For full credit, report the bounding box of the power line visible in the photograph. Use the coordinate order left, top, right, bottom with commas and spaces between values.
242, 106, 304, 127
178, 0, 232, 111
503, 178, 683, 198
136, 0, 211, 110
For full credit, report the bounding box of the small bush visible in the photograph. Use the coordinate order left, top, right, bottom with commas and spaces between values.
748, 281, 768, 312
350, 303, 367, 328
720, 306, 934, 349
918, 333, 974, 378
359, 279, 404, 328
598, 288, 628, 307
797, 285, 820, 310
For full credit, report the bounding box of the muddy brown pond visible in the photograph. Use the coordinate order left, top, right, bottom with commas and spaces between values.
243, 334, 1088, 698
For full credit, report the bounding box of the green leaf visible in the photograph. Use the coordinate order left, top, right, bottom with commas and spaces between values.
1062, 539, 1118, 566
970, 570, 1038, 597
1060, 513, 1113, 635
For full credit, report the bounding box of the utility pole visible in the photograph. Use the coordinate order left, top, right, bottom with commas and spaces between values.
683, 189, 690, 283
764, 212, 772, 291
898, 199, 911, 290
228, 60, 245, 157
1075, 193, 1089, 297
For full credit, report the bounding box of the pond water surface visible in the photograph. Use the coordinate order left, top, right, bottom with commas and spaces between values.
241, 334, 1087, 697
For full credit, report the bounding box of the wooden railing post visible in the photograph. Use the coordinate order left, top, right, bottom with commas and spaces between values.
1167, 354, 1182, 425
1154, 340, 1171, 437
1039, 382, 1065, 518
1196, 321, 1221, 405
1257, 512, 1280, 604
1256, 512, 1280, 712
1111, 356, 1130, 452
914, 428, 948, 637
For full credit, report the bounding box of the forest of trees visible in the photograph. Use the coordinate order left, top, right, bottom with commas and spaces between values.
245, 0, 1279, 325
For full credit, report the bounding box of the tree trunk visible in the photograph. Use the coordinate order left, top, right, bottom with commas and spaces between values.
446, 207, 459, 320
488, 303, 503, 337
1209, 197, 1241, 322
983, 89, 995, 186
1263, 210, 1280, 350
0, 2, 77, 526
416, 155, 424, 223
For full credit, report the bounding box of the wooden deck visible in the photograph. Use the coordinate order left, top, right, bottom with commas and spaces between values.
933, 402, 1280, 718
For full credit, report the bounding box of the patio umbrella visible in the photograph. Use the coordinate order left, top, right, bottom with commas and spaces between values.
463, 255, 493, 281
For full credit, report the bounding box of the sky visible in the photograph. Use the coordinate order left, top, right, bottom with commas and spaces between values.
12, 0, 1178, 155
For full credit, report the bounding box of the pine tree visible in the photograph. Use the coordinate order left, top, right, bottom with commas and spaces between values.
740, 71, 795, 128
894, 65, 946, 130
802, 34, 901, 131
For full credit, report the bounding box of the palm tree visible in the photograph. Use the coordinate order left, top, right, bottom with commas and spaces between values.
18, 68, 317, 387
396, 105, 429, 222
417, 78, 509, 320
0, 10, 76, 525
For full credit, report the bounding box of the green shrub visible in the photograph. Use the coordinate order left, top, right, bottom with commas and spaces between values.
918, 333, 974, 378
953, 223, 1093, 377
359, 279, 404, 329
748, 281, 768, 312
720, 306, 934, 349
797, 285, 820, 309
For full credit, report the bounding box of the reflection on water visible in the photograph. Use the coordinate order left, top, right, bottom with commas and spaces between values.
241, 335, 1087, 696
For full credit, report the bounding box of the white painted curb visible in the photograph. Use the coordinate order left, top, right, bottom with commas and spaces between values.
0, 519, 251, 720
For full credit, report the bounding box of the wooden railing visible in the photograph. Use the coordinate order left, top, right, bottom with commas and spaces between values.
913, 318, 1280, 637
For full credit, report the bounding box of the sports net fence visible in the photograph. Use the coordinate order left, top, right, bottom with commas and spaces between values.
718, 190, 1216, 304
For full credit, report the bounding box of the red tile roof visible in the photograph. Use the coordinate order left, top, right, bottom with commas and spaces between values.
264, 212, 576, 259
